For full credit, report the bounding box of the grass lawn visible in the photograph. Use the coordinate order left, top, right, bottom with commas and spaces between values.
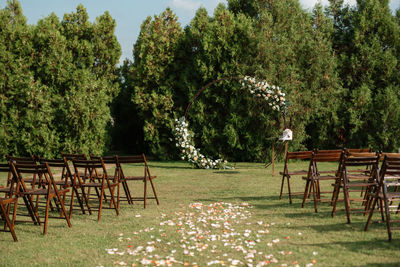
0, 161, 399, 266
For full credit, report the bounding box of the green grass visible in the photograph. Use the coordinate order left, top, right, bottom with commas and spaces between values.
0, 161, 399, 266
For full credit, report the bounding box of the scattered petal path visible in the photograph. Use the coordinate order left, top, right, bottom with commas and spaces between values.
100, 202, 317, 266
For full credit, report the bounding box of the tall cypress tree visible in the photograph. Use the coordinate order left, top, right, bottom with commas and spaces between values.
0, 0, 58, 157
329, 0, 400, 150
131, 8, 183, 158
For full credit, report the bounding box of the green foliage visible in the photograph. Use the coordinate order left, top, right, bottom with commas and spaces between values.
0, 1, 120, 157
329, 0, 400, 151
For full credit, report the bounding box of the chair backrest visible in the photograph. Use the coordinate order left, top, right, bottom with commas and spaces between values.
116, 154, 151, 178
315, 149, 343, 154
285, 151, 313, 160
380, 154, 400, 179
347, 148, 372, 153
6, 155, 36, 164
12, 162, 56, 192
341, 152, 380, 179
61, 153, 87, 161
39, 158, 74, 184
71, 158, 108, 184
313, 150, 343, 162
89, 154, 116, 164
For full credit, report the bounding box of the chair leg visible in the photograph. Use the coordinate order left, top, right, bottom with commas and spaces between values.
311, 180, 318, 213
365, 197, 378, 231
302, 179, 310, 208
107, 186, 119, 216
55, 192, 72, 228
379, 198, 385, 222
43, 195, 51, 235
122, 180, 133, 204
148, 178, 159, 205
81, 187, 92, 215
383, 198, 392, 241
143, 179, 147, 209
98, 186, 105, 221
0, 203, 18, 242
343, 186, 351, 224
279, 175, 285, 200
23, 195, 41, 225
331, 184, 341, 218
287, 177, 292, 204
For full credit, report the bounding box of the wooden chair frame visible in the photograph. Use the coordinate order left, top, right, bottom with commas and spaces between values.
13, 162, 71, 235
39, 158, 86, 219
116, 154, 159, 209
331, 152, 379, 223
302, 150, 343, 213
279, 150, 313, 204
71, 158, 119, 221
365, 154, 400, 241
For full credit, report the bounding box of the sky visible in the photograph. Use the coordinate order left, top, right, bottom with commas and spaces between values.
1, 0, 399, 64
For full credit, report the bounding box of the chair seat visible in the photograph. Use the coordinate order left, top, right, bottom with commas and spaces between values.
25, 188, 69, 195
0, 187, 11, 193
379, 192, 400, 200
122, 175, 157, 181
82, 182, 118, 188
280, 170, 307, 176
345, 182, 377, 187
0, 197, 18, 205
53, 180, 72, 186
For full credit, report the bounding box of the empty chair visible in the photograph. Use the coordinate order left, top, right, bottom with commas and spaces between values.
331, 152, 380, 223
279, 150, 313, 204
89, 155, 120, 210
116, 154, 159, 209
302, 150, 343, 212
365, 154, 400, 241
38, 157, 85, 219
13, 161, 71, 234
71, 158, 119, 220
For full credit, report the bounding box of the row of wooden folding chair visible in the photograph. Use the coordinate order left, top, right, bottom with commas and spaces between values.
280, 148, 372, 206
0, 160, 72, 241
365, 154, 400, 241
72, 153, 160, 209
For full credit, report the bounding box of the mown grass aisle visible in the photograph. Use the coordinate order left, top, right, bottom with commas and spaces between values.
0, 161, 399, 266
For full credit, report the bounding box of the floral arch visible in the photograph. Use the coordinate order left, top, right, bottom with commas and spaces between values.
173, 76, 287, 169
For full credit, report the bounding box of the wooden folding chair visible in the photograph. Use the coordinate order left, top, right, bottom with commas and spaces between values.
116, 154, 159, 209
71, 158, 119, 221
38, 158, 86, 219
365, 154, 400, 241
13, 162, 71, 234
279, 151, 313, 204
89, 155, 120, 210
331, 152, 379, 223
302, 150, 343, 212
0, 162, 19, 241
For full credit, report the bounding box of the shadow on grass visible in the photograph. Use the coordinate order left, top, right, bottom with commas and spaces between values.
148, 164, 194, 170
213, 171, 241, 174
296, 238, 400, 258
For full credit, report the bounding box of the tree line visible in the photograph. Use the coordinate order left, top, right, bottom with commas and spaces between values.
1, 0, 399, 161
